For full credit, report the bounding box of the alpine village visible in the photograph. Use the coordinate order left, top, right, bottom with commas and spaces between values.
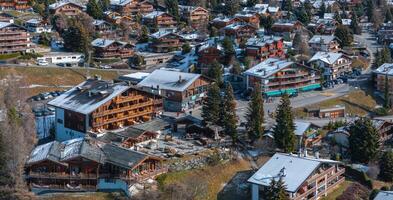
3, 0, 393, 200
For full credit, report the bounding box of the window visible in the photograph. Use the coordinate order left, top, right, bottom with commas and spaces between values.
57, 119, 63, 124
64, 110, 86, 132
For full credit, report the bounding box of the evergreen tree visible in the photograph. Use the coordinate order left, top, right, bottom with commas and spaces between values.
265, 177, 289, 200
334, 25, 353, 47
245, 83, 264, 142
295, 8, 310, 24
222, 83, 238, 145
247, 0, 258, 7
348, 118, 380, 164
231, 61, 242, 75
224, 0, 240, 16
381, 47, 392, 63
281, 0, 292, 11
334, 11, 342, 24
86, 0, 103, 19
222, 37, 235, 65
165, 0, 180, 21
386, 9, 393, 22
273, 94, 296, 153
318, 2, 326, 18
366, 0, 374, 21
62, 21, 90, 54
201, 84, 221, 125
181, 43, 191, 54
350, 12, 361, 35
260, 15, 274, 32
207, 61, 223, 86
139, 25, 149, 43
292, 31, 309, 55
99, 0, 110, 11
379, 151, 393, 181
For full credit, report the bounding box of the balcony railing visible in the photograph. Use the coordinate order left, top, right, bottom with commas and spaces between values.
92, 100, 153, 118
28, 172, 98, 180
267, 76, 320, 86
92, 109, 154, 127
99, 168, 168, 182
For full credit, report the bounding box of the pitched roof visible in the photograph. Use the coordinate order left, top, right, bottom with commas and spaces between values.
101, 144, 151, 169
91, 38, 126, 48
308, 51, 344, 65
60, 138, 105, 163
308, 35, 336, 44
246, 36, 282, 47
110, 0, 132, 6
137, 69, 202, 92
49, 1, 85, 10
48, 79, 130, 114
243, 58, 294, 78
248, 153, 340, 192
26, 141, 63, 165
374, 63, 393, 75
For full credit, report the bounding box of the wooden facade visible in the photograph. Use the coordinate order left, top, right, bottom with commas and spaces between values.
93, 42, 134, 59
197, 46, 222, 73
245, 37, 285, 61
224, 24, 257, 43
111, 0, 153, 15
180, 6, 209, 28
0, 23, 30, 54
234, 13, 260, 28
50, 2, 84, 17
150, 33, 183, 53
0, 0, 30, 10
90, 88, 163, 132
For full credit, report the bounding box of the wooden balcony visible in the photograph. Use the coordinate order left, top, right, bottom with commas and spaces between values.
92, 100, 154, 118
267, 76, 320, 87
30, 183, 97, 191
92, 109, 154, 127
99, 168, 168, 182
27, 172, 98, 180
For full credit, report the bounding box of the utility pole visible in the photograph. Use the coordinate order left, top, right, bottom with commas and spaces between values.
86, 50, 92, 79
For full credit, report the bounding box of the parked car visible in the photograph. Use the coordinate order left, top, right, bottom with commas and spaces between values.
37, 60, 48, 66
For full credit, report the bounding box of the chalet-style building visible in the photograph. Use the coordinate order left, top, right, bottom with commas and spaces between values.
24, 19, 52, 33
137, 69, 211, 112
91, 38, 134, 59
0, 22, 30, 54
373, 63, 393, 101
374, 191, 393, 200
26, 138, 165, 195
99, 126, 158, 148
308, 52, 352, 81
110, 0, 153, 15
234, 12, 260, 28
305, 105, 346, 118
49, 1, 85, 17
0, 0, 30, 10
223, 23, 257, 43
248, 153, 345, 200
149, 32, 183, 53
211, 17, 243, 30
271, 21, 303, 40
104, 11, 134, 26
197, 40, 223, 73
245, 36, 284, 61
142, 11, 177, 32
308, 35, 340, 53
243, 58, 321, 97
92, 20, 112, 33
48, 77, 163, 141
179, 6, 209, 28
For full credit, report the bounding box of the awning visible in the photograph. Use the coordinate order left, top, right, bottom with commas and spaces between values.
301, 83, 321, 91
264, 90, 282, 96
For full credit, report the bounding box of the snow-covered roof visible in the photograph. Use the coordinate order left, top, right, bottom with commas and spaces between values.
248, 153, 340, 192
374, 191, 393, 200
27, 141, 60, 165
243, 58, 294, 79
25, 18, 41, 24
0, 22, 14, 29
342, 19, 352, 26
267, 6, 279, 13
121, 72, 150, 80
294, 121, 311, 136
308, 35, 336, 44
374, 63, 393, 75
48, 79, 130, 114
308, 51, 344, 65
137, 69, 202, 92
110, 0, 132, 6
49, 1, 85, 10
149, 31, 179, 39
212, 16, 232, 23
143, 11, 165, 19
324, 13, 335, 20
91, 38, 126, 48
93, 19, 107, 26
246, 36, 282, 47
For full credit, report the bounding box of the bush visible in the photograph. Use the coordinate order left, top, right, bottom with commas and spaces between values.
374, 107, 389, 116
369, 189, 380, 200
345, 166, 374, 189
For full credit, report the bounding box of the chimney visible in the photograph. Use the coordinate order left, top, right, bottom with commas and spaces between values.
315, 151, 320, 159
88, 91, 92, 97
178, 75, 182, 82
304, 148, 308, 157
298, 148, 302, 157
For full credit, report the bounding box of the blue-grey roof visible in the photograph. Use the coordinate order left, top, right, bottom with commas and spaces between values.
248, 153, 340, 192
48, 79, 130, 114
137, 69, 201, 92
243, 58, 294, 78
294, 121, 311, 136
308, 35, 336, 44
374, 63, 393, 75
91, 38, 126, 48
374, 191, 393, 200
308, 51, 344, 65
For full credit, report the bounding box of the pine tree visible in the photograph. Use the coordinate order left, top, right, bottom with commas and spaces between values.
334, 11, 342, 24
265, 177, 289, 200
99, 0, 110, 11
62, 21, 90, 54
379, 151, 393, 181
245, 83, 264, 142
281, 0, 292, 12
260, 15, 274, 32
273, 93, 296, 153
334, 25, 353, 47
86, 0, 103, 19
386, 9, 393, 23
318, 2, 326, 18
201, 84, 221, 125
295, 8, 310, 24
350, 12, 361, 35
139, 25, 149, 43
222, 83, 238, 145
165, 0, 180, 21
207, 61, 223, 86
224, 0, 240, 16
222, 37, 235, 65
348, 118, 380, 164
246, 0, 258, 7
384, 74, 391, 109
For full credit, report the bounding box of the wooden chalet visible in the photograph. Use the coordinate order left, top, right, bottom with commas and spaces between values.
143, 11, 177, 30
179, 6, 209, 28
104, 11, 134, 26
197, 42, 223, 73
245, 36, 285, 61
91, 38, 134, 59
49, 1, 85, 17
223, 23, 257, 43
0, 22, 30, 54
211, 17, 243, 30
137, 69, 211, 112
26, 138, 165, 193
271, 21, 303, 39
149, 32, 183, 53
234, 12, 260, 28
99, 127, 159, 148
0, 0, 30, 10
48, 77, 163, 141
110, 0, 153, 15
